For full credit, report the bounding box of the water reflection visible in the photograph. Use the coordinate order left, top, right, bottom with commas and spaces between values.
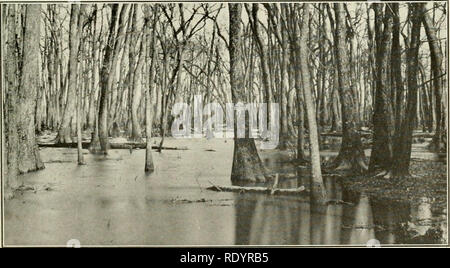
348, 193, 375, 245
233, 176, 445, 245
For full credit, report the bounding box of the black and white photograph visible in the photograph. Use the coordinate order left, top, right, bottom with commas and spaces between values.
0, 0, 448, 247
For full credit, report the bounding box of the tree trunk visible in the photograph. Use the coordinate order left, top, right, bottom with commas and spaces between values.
229, 3, 268, 183
56, 5, 80, 143
392, 3, 422, 177
298, 4, 326, 197
421, 4, 444, 151
369, 4, 395, 172
4, 5, 20, 191
247, 4, 273, 126
87, 5, 99, 131
278, 5, 289, 150
144, 5, 159, 172
331, 3, 367, 173
98, 4, 120, 154
76, 4, 86, 165
391, 3, 405, 147
129, 5, 143, 142
290, 5, 307, 163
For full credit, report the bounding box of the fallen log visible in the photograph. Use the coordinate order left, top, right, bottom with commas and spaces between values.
320, 131, 435, 138
320, 132, 372, 138
38, 142, 188, 151
206, 185, 307, 196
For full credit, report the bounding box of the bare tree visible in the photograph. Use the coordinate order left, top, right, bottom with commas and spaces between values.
392, 3, 422, 177
145, 5, 159, 172
298, 4, 326, 198
369, 4, 395, 174
330, 3, 368, 174
421, 4, 444, 151
229, 3, 269, 183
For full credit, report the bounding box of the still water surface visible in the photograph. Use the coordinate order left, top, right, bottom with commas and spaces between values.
4, 139, 446, 245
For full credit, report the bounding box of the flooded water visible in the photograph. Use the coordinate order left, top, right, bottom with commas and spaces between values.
4, 138, 446, 246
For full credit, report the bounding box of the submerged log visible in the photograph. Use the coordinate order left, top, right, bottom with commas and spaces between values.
38, 142, 188, 151
320, 132, 372, 138
206, 185, 307, 196
320, 131, 435, 138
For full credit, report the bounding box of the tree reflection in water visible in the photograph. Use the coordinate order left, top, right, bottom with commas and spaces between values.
233, 176, 445, 245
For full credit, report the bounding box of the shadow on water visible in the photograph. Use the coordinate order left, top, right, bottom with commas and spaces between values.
233, 175, 446, 245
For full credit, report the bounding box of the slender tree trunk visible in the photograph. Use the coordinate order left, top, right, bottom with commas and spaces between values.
87, 5, 98, 131
145, 6, 159, 172
391, 3, 405, 147
56, 5, 81, 143
129, 5, 143, 142
98, 4, 120, 154
421, 4, 444, 150
278, 5, 289, 150
15, 4, 45, 174
76, 5, 86, 165
298, 4, 325, 197
290, 5, 307, 163
247, 4, 272, 126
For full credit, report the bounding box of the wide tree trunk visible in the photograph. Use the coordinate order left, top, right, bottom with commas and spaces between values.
15, 4, 45, 174
87, 4, 99, 132
369, 4, 395, 172
392, 4, 422, 177
4, 5, 20, 191
229, 3, 268, 183
331, 3, 367, 173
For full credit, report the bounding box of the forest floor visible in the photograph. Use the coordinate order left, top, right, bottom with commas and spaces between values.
310, 134, 447, 215
3, 131, 447, 245
340, 159, 446, 214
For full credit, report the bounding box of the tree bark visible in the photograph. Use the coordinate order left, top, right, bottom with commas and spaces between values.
129, 5, 143, 142
421, 4, 444, 150
56, 4, 80, 143
298, 4, 326, 197
247, 4, 273, 126
290, 5, 307, 163
15, 4, 45, 174
331, 3, 367, 173
4, 5, 20, 190
76, 5, 86, 165
229, 3, 268, 183
97, 4, 120, 154
145, 5, 159, 172
369, 4, 395, 172
391, 3, 405, 146
392, 3, 422, 177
